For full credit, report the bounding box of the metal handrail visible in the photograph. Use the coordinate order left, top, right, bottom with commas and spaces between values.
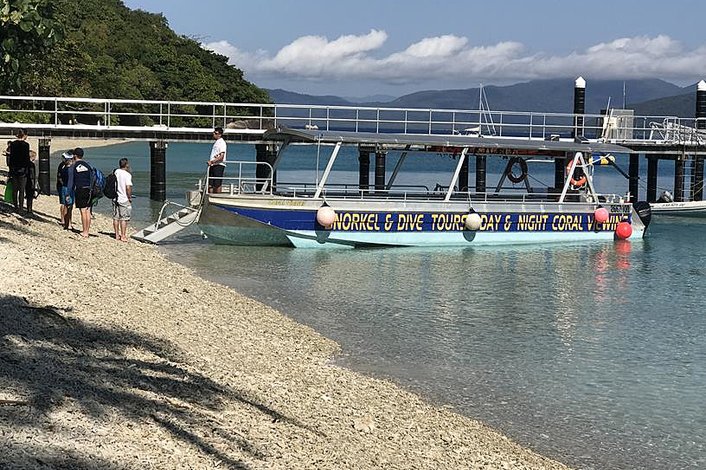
0, 94, 702, 145
219, 176, 622, 205
205, 160, 274, 195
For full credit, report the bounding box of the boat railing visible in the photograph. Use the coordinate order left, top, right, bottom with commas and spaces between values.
210, 173, 624, 204
207, 160, 274, 195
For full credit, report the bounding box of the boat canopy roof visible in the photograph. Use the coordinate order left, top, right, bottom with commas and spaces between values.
263, 127, 631, 156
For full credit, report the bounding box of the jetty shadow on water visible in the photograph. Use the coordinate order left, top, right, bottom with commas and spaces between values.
0, 294, 299, 469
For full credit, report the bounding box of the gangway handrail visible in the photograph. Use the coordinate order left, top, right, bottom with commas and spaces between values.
155, 200, 199, 227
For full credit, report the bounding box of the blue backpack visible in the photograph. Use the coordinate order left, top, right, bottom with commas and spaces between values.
90, 166, 106, 200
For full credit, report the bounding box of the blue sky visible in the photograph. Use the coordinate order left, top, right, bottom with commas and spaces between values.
123, 0, 706, 98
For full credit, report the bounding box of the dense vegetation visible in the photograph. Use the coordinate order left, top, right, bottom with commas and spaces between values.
1, 0, 63, 90
1, 0, 269, 104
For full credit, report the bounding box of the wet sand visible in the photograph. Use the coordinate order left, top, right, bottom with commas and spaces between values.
0, 162, 570, 469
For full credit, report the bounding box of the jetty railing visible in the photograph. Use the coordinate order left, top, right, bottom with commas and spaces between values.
1, 95, 703, 145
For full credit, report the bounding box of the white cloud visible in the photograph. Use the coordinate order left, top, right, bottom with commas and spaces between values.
402, 35, 468, 58
204, 32, 706, 87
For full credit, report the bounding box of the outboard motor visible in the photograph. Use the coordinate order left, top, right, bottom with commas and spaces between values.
633, 201, 652, 228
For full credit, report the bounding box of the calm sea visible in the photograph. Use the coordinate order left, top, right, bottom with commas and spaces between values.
81, 142, 704, 470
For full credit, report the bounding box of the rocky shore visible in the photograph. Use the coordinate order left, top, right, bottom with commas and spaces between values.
0, 162, 570, 469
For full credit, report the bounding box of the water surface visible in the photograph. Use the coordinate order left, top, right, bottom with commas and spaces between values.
84, 142, 705, 469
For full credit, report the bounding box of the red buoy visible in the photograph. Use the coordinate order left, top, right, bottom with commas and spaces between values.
594, 207, 609, 224
615, 221, 632, 240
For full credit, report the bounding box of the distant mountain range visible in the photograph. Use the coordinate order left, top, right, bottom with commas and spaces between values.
267, 79, 700, 117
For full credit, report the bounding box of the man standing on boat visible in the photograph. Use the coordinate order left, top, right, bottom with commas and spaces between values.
207, 127, 226, 193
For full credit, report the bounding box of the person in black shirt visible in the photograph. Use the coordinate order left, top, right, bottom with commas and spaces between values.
25, 150, 38, 215
57, 152, 75, 229
7, 129, 31, 212
66, 147, 92, 237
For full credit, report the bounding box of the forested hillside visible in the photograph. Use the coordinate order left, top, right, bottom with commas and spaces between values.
1, 0, 269, 103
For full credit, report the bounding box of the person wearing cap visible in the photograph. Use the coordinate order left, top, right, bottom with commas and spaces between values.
57, 151, 75, 230
66, 147, 93, 237
207, 127, 226, 193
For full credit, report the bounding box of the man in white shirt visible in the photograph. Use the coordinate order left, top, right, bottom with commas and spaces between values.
207, 127, 227, 193
113, 158, 133, 242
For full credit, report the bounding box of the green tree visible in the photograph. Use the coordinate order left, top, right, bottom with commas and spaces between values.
3, 0, 270, 125
0, 0, 63, 92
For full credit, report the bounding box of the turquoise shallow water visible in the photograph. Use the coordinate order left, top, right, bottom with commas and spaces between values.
83, 142, 705, 470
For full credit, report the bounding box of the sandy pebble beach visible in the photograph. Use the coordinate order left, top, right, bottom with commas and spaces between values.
0, 158, 571, 469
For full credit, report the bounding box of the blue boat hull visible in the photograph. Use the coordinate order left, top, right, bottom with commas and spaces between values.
198, 195, 647, 248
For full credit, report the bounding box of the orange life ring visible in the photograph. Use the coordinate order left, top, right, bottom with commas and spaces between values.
566, 160, 587, 188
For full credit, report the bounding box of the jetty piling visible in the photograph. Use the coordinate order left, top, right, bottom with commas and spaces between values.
674, 154, 685, 202
150, 140, 167, 201
693, 81, 706, 201
573, 76, 586, 138
375, 149, 386, 193
647, 156, 658, 202
475, 155, 487, 193
38, 138, 51, 195
696, 80, 706, 129
255, 143, 278, 191
358, 146, 372, 191
628, 153, 639, 203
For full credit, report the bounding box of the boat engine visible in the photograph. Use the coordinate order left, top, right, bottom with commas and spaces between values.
634, 201, 652, 228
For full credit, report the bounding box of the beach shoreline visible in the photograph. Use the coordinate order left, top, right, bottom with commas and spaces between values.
0, 162, 570, 468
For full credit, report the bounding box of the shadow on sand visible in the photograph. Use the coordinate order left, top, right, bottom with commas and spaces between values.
0, 294, 316, 469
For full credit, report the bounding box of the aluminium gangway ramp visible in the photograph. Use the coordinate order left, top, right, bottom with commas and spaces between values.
131, 201, 200, 244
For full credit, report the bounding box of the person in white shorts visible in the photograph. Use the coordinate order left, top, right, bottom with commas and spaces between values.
113, 158, 133, 242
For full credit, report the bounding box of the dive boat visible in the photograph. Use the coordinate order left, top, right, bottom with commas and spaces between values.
193, 128, 652, 248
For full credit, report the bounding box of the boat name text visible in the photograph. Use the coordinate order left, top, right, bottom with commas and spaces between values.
328, 212, 629, 232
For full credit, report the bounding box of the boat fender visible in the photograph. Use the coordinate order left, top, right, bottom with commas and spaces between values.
507, 157, 528, 184
633, 201, 652, 228
594, 207, 609, 224
615, 221, 633, 240
566, 160, 587, 188
465, 212, 482, 231
316, 205, 337, 228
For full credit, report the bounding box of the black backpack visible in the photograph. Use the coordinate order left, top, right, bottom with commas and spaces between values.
103, 170, 118, 200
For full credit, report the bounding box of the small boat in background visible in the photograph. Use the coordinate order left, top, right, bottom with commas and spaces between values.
650, 191, 706, 216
